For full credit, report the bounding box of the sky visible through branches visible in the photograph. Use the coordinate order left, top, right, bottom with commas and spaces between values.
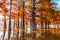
51, 0, 60, 9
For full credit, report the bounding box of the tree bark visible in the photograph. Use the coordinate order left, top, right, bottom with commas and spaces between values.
3, 13, 6, 40
15, 0, 20, 40
32, 0, 36, 40
13, 15, 15, 40
3, 0, 7, 40
8, 0, 12, 40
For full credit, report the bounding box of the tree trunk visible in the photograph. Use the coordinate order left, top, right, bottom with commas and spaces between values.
13, 16, 15, 40
45, 21, 50, 37
40, 13, 44, 37
16, 17, 19, 40
22, 0, 25, 40
3, 14, 6, 40
41, 21, 44, 37
32, 0, 36, 40
45, 22, 47, 36
8, 0, 12, 40
16, 0, 20, 40
3, 0, 7, 40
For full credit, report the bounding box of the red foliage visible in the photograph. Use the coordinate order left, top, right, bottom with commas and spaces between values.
0, 3, 8, 13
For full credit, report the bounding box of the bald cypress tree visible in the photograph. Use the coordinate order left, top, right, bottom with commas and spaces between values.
3, 0, 7, 40
39, 0, 57, 37
8, 0, 12, 40
15, 0, 20, 40
31, 0, 37, 40
35, 0, 56, 37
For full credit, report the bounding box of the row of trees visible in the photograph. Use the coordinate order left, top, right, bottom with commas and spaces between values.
0, 0, 60, 40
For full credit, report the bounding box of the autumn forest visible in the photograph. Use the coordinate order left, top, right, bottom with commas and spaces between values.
0, 0, 60, 40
